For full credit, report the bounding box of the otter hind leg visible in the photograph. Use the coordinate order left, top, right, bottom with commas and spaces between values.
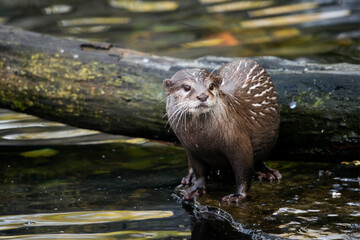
255, 161, 282, 181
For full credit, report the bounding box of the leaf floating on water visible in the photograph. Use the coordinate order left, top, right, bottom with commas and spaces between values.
109, 0, 179, 12
207, 1, 274, 13
0, 210, 174, 231
242, 10, 351, 28
214, 32, 239, 46
249, 2, 318, 17
20, 148, 58, 158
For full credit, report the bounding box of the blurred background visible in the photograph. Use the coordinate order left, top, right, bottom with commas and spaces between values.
0, 0, 359, 63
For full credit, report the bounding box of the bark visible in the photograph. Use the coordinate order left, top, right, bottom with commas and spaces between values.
0, 24, 359, 161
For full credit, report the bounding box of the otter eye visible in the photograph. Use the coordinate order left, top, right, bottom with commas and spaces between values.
183, 85, 191, 92
209, 83, 215, 91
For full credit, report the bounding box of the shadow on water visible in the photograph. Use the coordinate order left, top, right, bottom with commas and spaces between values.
0, 109, 359, 239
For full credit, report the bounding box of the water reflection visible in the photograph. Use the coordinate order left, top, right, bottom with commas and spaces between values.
206, 1, 274, 13
176, 160, 360, 239
43, 5, 73, 15
0, 109, 359, 239
0, 109, 190, 239
58, 17, 130, 27
0, 0, 358, 62
249, 2, 318, 17
0, 230, 190, 240
108, 0, 179, 12
242, 9, 351, 28
0, 210, 174, 230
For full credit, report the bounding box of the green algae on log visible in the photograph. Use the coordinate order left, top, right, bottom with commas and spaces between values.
0, 24, 359, 161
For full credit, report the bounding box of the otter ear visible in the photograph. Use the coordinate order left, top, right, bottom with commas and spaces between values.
163, 79, 173, 89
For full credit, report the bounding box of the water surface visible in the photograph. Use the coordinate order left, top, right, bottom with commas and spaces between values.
0, 109, 359, 239
1, 0, 359, 63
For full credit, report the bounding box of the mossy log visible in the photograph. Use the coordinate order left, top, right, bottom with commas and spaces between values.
0, 24, 359, 161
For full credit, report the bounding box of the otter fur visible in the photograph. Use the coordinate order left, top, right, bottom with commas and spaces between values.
163, 59, 281, 202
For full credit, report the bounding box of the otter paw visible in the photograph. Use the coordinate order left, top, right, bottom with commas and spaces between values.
182, 187, 206, 201
181, 172, 196, 186
221, 193, 246, 203
255, 169, 282, 181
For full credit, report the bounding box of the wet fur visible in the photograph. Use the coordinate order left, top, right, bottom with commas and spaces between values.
164, 59, 281, 202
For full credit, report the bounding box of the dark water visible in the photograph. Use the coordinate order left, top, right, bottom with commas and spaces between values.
0, 109, 192, 239
0, 0, 359, 239
0, 109, 359, 239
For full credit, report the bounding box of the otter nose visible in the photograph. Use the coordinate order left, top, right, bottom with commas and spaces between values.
197, 93, 209, 102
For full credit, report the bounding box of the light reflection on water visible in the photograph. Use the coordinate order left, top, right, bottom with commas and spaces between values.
0, 109, 359, 239
0, 231, 190, 240
1, 0, 358, 62
0, 109, 191, 239
0, 210, 174, 230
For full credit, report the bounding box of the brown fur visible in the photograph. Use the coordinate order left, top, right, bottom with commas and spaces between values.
164, 59, 281, 202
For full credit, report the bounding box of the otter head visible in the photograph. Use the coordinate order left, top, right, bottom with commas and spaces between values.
163, 69, 222, 115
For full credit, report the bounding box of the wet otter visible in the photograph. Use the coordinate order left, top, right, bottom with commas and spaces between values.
163, 59, 281, 202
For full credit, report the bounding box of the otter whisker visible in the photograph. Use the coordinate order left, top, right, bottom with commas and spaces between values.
175, 108, 187, 130
168, 108, 184, 123
168, 104, 189, 126
159, 96, 168, 103
161, 111, 169, 119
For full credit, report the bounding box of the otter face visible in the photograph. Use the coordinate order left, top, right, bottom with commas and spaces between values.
164, 69, 221, 115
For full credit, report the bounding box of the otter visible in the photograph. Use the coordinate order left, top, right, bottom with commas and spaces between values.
163, 59, 281, 202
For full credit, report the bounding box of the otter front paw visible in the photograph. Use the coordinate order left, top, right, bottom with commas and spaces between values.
182, 187, 206, 201
221, 193, 246, 203
181, 172, 196, 186
182, 178, 206, 201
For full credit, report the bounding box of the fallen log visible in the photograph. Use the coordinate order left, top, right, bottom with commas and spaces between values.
0, 24, 359, 161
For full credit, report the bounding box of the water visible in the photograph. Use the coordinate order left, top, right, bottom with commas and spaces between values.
0, 0, 359, 239
0, 110, 191, 239
0, 0, 359, 63
180, 161, 360, 239
0, 109, 359, 239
